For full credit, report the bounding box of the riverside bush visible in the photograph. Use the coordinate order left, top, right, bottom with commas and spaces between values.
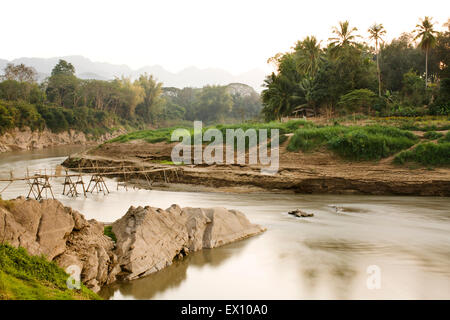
394, 143, 450, 166
288, 125, 417, 160
423, 131, 444, 140
329, 129, 416, 160
438, 132, 450, 144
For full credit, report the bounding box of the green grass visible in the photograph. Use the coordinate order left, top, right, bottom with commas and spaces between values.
393, 142, 450, 166
107, 127, 180, 144
106, 119, 313, 149
423, 131, 444, 140
103, 226, 117, 243
287, 125, 418, 160
0, 243, 100, 300
370, 116, 450, 132
287, 126, 349, 152
438, 132, 450, 144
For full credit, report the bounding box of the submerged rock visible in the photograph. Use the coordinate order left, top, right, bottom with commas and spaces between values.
112, 205, 266, 280
288, 209, 314, 218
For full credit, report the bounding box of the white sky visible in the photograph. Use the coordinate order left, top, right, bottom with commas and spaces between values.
1, 0, 449, 74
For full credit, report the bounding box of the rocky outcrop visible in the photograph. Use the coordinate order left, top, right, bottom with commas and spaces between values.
0, 127, 125, 153
0, 197, 120, 292
0, 198, 265, 292
112, 205, 265, 280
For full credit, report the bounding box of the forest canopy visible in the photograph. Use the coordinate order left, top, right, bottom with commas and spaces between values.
262, 17, 450, 120
0, 60, 262, 134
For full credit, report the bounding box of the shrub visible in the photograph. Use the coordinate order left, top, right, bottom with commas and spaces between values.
394, 143, 450, 166
438, 132, 450, 144
288, 125, 417, 160
287, 126, 349, 152
103, 226, 117, 242
423, 131, 444, 140
338, 89, 377, 114
328, 129, 416, 160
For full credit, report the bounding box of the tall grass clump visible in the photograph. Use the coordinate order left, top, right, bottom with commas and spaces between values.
288, 125, 418, 160
287, 126, 349, 152
423, 131, 444, 140
394, 143, 450, 166
329, 129, 416, 160
438, 132, 450, 144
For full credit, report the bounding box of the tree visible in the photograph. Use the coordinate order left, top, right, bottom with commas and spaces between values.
379, 33, 425, 92
401, 70, 426, 106
368, 23, 386, 96
194, 85, 232, 122
46, 60, 79, 107
51, 59, 75, 76
294, 36, 323, 77
111, 77, 144, 119
2, 63, 37, 82
261, 53, 303, 120
414, 16, 438, 87
329, 20, 360, 53
338, 89, 377, 114
135, 74, 165, 123
434, 19, 450, 79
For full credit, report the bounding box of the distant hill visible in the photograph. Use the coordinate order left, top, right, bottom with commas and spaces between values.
0, 55, 266, 91
162, 82, 259, 98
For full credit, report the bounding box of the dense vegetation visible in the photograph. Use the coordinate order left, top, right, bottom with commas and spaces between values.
0, 60, 262, 135
0, 243, 100, 300
108, 119, 308, 145
394, 143, 450, 165
262, 17, 450, 120
287, 125, 418, 160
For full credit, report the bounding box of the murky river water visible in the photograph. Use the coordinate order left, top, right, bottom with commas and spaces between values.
1, 146, 449, 299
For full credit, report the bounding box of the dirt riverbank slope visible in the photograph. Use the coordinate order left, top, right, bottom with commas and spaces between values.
62, 139, 450, 196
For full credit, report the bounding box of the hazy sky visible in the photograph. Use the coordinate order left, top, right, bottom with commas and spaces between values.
2, 0, 449, 74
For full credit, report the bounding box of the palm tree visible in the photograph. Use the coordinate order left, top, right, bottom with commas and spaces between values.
294, 36, 323, 77
329, 20, 360, 48
414, 16, 438, 88
262, 73, 301, 120
368, 23, 386, 97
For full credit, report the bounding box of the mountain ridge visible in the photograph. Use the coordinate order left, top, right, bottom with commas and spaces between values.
0, 55, 265, 91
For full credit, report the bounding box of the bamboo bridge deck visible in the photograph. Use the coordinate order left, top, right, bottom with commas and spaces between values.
0, 163, 183, 200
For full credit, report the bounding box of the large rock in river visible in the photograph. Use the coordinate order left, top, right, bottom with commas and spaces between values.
0, 197, 120, 292
112, 205, 265, 280
0, 198, 265, 290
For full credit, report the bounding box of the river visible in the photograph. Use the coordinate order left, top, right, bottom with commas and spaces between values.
1, 146, 449, 299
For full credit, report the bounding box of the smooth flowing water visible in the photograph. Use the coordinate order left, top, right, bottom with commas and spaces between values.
1, 146, 449, 299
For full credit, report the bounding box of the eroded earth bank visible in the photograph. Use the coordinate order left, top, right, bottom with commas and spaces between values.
63, 140, 450, 196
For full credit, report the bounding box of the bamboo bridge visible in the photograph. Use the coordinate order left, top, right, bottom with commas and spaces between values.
0, 163, 183, 200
